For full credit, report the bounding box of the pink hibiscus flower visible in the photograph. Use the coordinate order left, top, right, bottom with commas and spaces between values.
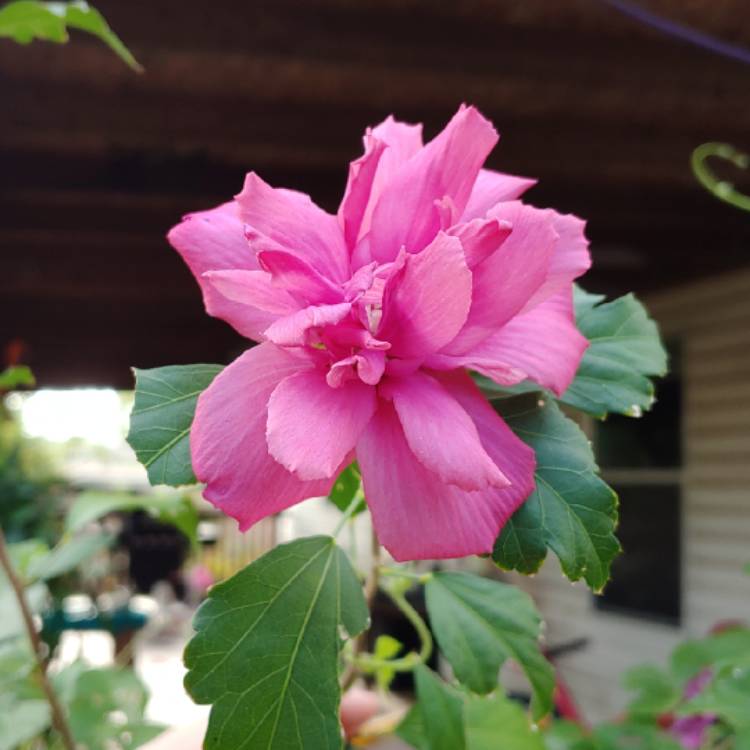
168, 105, 590, 561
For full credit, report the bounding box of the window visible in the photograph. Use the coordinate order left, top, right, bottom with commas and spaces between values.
593, 341, 682, 625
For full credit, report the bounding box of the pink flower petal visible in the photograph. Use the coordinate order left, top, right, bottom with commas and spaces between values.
359, 116, 425, 238
461, 168, 537, 221
202, 269, 299, 315
443, 201, 558, 354
521, 210, 591, 311
263, 302, 353, 347
357, 387, 535, 561
377, 232, 472, 359
191, 343, 332, 531
236, 172, 349, 283
168, 201, 278, 340
266, 369, 376, 480
447, 216, 512, 268
349, 117, 425, 267
256, 249, 343, 305
384, 370, 510, 491
327, 350, 386, 387
368, 105, 498, 262
458, 288, 588, 396
338, 133, 387, 250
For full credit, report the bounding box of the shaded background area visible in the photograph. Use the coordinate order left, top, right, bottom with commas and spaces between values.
3, 0, 750, 386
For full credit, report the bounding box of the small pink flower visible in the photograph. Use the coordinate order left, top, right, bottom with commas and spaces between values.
169, 105, 590, 561
671, 670, 716, 749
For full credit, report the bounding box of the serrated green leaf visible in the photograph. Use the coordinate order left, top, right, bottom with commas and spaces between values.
127, 364, 223, 488
66, 490, 199, 547
492, 394, 620, 592
559, 287, 667, 419
621, 665, 681, 718
0, 365, 35, 390
0, 1, 142, 70
464, 693, 545, 750
413, 666, 466, 750
425, 571, 554, 720
184, 536, 368, 750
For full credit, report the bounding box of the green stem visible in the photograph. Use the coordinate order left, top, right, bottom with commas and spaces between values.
353, 583, 433, 674
691, 142, 750, 212
333, 489, 364, 537
0, 527, 76, 750
379, 566, 433, 584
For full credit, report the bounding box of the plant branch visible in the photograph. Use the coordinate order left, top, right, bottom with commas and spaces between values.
0, 527, 76, 750
352, 579, 433, 674
333, 490, 364, 537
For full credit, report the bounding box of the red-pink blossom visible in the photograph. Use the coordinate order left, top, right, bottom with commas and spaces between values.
168, 105, 590, 561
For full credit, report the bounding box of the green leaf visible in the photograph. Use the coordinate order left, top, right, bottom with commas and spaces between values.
413, 666, 466, 750
0, 569, 48, 643
593, 723, 682, 750
398, 678, 547, 750
0, 1, 142, 71
621, 665, 681, 718
373, 634, 403, 691
7, 539, 50, 579
27, 530, 113, 581
492, 394, 620, 592
559, 287, 667, 419
0, 365, 35, 390
56, 664, 164, 747
0, 696, 50, 750
127, 364, 223, 488
671, 629, 750, 682
679, 665, 750, 729
328, 463, 365, 515
66, 490, 199, 547
397, 704, 429, 750
184, 536, 368, 750
736, 727, 750, 750
464, 693, 545, 750
425, 571, 554, 720
543, 721, 596, 750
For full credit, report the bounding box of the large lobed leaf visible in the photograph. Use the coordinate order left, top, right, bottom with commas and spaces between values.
127, 364, 223, 488
184, 536, 368, 750
0, 0, 142, 70
560, 287, 667, 419
492, 393, 620, 592
425, 571, 554, 720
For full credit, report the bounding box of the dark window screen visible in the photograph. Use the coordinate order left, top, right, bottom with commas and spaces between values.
595, 484, 681, 624
596, 362, 682, 469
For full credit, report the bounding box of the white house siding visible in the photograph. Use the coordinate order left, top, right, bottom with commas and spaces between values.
499, 267, 750, 724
